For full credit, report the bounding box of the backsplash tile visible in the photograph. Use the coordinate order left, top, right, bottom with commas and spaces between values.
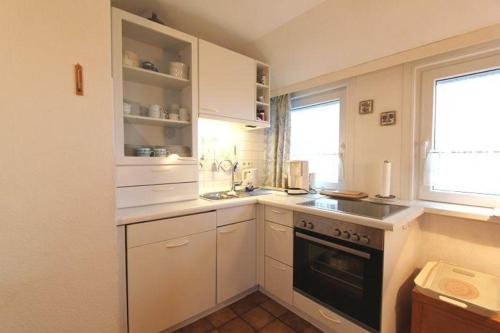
198, 119, 266, 193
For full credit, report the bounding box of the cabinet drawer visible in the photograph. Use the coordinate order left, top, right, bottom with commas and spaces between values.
265, 222, 293, 266
265, 256, 292, 305
116, 182, 198, 208
127, 211, 216, 248
116, 165, 198, 187
128, 230, 216, 333
293, 291, 369, 333
265, 205, 293, 227
217, 204, 256, 226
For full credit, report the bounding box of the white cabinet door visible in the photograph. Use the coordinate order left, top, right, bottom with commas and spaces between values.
265, 257, 293, 305
217, 219, 256, 303
199, 39, 255, 121
128, 230, 216, 333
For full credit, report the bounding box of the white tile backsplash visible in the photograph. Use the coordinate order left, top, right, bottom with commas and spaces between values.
198, 119, 266, 193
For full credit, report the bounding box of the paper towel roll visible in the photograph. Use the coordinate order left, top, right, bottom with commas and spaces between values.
382, 160, 392, 197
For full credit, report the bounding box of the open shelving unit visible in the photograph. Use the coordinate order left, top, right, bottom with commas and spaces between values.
112, 8, 198, 165
256, 61, 270, 123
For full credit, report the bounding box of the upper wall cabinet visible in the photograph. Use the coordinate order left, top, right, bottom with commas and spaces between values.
112, 8, 198, 166
199, 40, 270, 128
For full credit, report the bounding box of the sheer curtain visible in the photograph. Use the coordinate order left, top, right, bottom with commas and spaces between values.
263, 94, 291, 188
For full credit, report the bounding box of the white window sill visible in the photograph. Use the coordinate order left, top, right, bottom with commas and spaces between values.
385, 199, 500, 223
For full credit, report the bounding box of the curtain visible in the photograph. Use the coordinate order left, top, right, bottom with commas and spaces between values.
263, 94, 291, 188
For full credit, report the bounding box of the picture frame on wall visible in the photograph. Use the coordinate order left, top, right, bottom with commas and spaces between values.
359, 99, 374, 114
380, 111, 396, 126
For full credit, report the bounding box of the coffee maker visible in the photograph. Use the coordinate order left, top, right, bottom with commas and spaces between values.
287, 160, 309, 194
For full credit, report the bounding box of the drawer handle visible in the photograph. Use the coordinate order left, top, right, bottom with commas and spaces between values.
271, 209, 284, 214
438, 295, 467, 309
219, 228, 237, 234
201, 107, 219, 114
151, 187, 175, 192
271, 263, 286, 271
318, 309, 341, 324
151, 168, 170, 172
270, 225, 287, 232
165, 239, 190, 248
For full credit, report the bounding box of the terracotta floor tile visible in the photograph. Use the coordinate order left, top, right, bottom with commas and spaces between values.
218, 318, 255, 333
302, 325, 324, 333
259, 319, 296, 333
206, 307, 237, 328
245, 291, 270, 305
242, 306, 275, 329
260, 300, 288, 317
230, 296, 258, 316
279, 312, 310, 332
179, 318, 214, 333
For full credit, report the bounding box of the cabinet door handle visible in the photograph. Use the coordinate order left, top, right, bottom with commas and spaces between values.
165, 239, 190, 248
151, 168, 170, 172
219, 228, 237, 234
270, 225, 287, 232
151, 187, 175, 192
201, 107, 219, 114
271, 263, 286, 271
318, 309, 341, 324
271, 209, 284, 214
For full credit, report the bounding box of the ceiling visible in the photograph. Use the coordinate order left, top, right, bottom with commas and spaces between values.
112, 0, 326, 55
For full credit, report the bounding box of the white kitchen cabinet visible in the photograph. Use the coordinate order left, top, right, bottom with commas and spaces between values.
265, 256, 293, 305
217, 219, 256, 303
127, 214, 216, 333
199, 39, 256, 123
265, 221, 293, 266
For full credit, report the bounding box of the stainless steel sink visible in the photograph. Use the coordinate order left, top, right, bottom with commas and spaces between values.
200, 189, 272, 200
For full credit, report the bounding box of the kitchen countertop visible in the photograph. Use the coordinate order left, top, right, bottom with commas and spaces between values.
116, 191, 425, 231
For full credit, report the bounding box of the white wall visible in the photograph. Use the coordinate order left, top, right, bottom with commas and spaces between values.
0, 1, 120, 332
253, 0, 500, 90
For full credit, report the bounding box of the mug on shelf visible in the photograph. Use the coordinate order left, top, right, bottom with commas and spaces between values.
148, 104, 162, 118
123, 102, 132, 115
152, 147, 168, 157
169, 113, 179, 120
179, 108, 189, 121
134, 147, 152, 157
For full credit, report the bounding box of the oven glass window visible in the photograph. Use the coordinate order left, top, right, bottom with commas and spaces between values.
294, 232, 382, 332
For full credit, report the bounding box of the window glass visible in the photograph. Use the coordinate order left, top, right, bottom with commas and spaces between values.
290, 101, 340, 187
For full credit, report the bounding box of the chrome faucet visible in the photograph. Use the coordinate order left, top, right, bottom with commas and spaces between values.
219, 160, 241, 195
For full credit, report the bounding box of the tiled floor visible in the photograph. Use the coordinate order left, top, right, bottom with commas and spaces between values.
174, 291, 324, 333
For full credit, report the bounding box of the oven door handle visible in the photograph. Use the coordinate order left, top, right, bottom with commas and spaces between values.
296, 232, 371, 259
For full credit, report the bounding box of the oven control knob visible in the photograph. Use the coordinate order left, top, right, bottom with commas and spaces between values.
333, 228, 341, 237
307, 222, 314, 230
351, 233, 360, 241
361, 236, 370, 244
299, 220, 307, 228
342, 231, 350, 239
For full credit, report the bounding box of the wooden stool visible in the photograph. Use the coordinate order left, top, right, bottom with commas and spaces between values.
411, 288, 500, 333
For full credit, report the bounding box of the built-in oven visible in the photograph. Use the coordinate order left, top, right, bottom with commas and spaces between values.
293, 211, 385, 332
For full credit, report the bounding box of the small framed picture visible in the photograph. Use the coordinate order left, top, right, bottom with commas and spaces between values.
380, 111, 396, 126
359, 100, 374, 114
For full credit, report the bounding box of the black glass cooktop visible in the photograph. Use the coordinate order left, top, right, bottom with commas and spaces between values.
298, 198, 408, 219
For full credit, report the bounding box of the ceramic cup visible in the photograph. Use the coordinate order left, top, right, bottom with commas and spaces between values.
152, 147, 168, 157
148, 104, 162, 118
169, 62, 187, 78
179, 108, 189, 121
123, 102, 132, 115
134, 147, 152, 157
169, 113, 179, 120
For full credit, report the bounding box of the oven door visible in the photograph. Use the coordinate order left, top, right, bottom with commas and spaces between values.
293, 230, 383, 332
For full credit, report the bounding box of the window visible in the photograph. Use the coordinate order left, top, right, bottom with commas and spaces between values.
290, 91, 344, 189
419, 53, 500, 207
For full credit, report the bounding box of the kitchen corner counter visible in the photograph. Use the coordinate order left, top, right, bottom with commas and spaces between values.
116, 191, 424, 231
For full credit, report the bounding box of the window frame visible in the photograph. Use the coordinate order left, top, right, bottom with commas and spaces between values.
418, 52, 500, 207
290, 88, 346, 189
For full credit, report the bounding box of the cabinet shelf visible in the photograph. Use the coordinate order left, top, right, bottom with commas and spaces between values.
256, 83, 269, 89
124, 114, 190, 127
123, 65, 190, 89
256, 101, 270, 107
